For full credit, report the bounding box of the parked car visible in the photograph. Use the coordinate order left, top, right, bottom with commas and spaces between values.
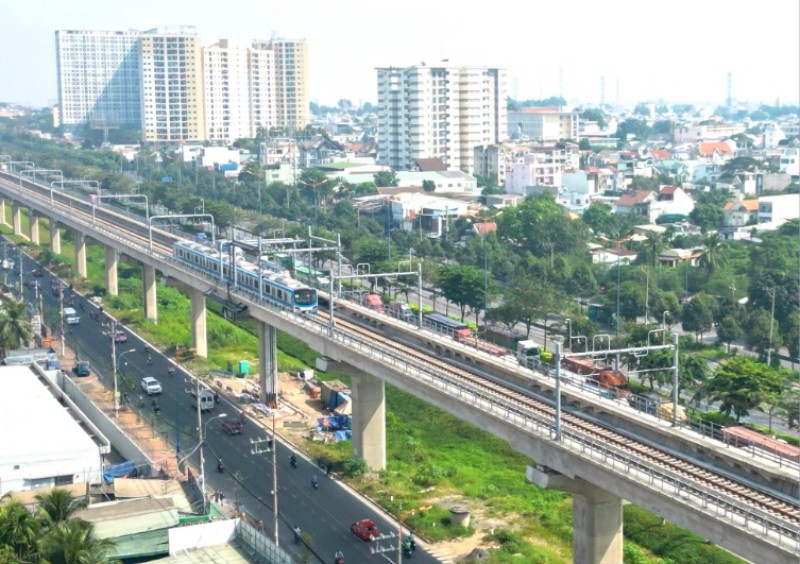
73, 361, 90, 377
222, 419, 244, 435
350, 519, 380, 541
140, 376, 162, 396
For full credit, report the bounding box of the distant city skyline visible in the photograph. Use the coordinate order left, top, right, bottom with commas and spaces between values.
1, 0, 798, 110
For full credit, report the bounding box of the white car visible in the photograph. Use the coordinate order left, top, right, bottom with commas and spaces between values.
140, 376, 162, 396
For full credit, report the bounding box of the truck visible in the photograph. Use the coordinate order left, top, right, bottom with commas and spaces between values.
587, 369, 630, 399
628, 392, 686, 420
388, 301, 414, 322
423, 313, 473, 342
461, 336, 508, 357
516, 340, 543, 368
63, 307, 80, 325
361, 293, 385, 313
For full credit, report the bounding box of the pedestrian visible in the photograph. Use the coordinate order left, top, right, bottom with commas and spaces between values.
326, 462, 333, 477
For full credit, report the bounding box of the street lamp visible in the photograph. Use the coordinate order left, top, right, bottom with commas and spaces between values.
114, 348, 137, 416
199, 413, 227, 514
662, 311, 670, 330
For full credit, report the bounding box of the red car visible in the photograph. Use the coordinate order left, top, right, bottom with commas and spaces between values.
350, 519, 380, 541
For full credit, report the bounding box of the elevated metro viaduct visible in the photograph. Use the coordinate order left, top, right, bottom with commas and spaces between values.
0, 176, 797, 564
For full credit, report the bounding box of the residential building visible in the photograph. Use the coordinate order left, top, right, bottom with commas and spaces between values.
248, 41, 278, 136
722, 198, 759, 227
614, 185, 694, 223
395, 170, 478, 193
203, 39, 252, 142
505, 152, 563, 195
139, 26, 205, 142
779, 147, 800, 177
507, 107, 579, 141
758, 194, 800, 224
55, 29, 142, 128
562, 167, 611, 206
674, 123, 745, 142
269, 38, 310, 131
376, 64, 508, 174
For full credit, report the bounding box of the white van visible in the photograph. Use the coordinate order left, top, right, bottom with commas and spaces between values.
64, 307, 80, 325
190, 388, 215, 412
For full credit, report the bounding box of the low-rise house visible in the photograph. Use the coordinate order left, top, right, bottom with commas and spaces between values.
758, 193, 800, 224
298, 135, 346, 167
614, 186, 694, 223
395, 170, 478, 193
723, 199, 759, 227
589, 244, 638, 265
657, 248, 704, 268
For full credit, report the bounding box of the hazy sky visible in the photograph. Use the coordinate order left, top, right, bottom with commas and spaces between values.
1, 0, 798, 109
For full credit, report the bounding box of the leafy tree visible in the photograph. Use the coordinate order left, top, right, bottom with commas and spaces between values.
781, 311, 799, 366
633, 103, 651, 117
746, 308, 780, 356
437, 264, 486, 323
681, 293, 717, 342
719, 157, 766, 181
705, 357, 784, 421
615, 118, 651, 141
0, 298, 33, 355
699, 233, 727, 275
484, 302, 519, 335
581, 203, 618, 236
651, 120, 673, 136
373, 170, 399, 187
503, 275, 542, 339
579, 108, 606, 129
637, 232, 666, 267
717, 315, 743, 353
38, 519, 116, 564
689, 203, 725, 233
0, 500, 40, 562
35, 488, 87, 529
422, 179, 436, 193
628, 176, 658, 191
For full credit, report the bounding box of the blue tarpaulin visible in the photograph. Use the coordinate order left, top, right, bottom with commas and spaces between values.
332, 430, 352, 441
103, 461, 136, 483
316, 414, 350, 431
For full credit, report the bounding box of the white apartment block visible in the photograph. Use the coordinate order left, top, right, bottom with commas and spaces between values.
376, 64, 507, 174
139, 27, 205, 142
203, 40, 251, 142
758, 194, 800, 224
55, 30, 142, 127
249, 42, 277, 137
779, 147, 799, 177
507, 108, 579, 141
270, 38, 310, 131
505, 152, 564, 195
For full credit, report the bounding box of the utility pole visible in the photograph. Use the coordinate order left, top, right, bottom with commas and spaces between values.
18, 247, 23, 300
59, 282, 65, 358
767, 286, 776, 365
250, 429, 278, 546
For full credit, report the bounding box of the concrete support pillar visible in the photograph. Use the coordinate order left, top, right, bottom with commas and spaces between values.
74, 232, 87, 278
0, 199, 7, 226
527, 466, 623, 564
50, 221, 61, 254
142, 263, 157, 322
12, 203, 22, 236
190, 288, 207, 358
104, 246, 118, 297
350, 371, 386, 470
29, 211, 40, 245
258, 321, 278, 403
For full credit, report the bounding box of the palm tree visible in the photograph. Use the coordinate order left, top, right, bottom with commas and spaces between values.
39, 519, 116, 564
0, 297, 33, 355
35, 488, 87, 530
0, 500, 41, 562
699, 233, 728, 275
641, 231, 666, 267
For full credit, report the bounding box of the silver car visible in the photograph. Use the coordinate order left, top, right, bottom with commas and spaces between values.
140, 376, 162, 396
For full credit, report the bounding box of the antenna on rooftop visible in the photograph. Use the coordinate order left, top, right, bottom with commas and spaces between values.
726, 71, 732, 108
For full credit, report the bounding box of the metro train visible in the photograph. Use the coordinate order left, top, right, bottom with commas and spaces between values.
173, 240, 318, 313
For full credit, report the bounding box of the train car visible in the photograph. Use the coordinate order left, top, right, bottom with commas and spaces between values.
423, 313, 473, 342
721, 425, 800, 462
173, 241, 318, 313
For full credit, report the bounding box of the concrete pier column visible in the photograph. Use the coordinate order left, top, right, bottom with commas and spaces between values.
29, 211, 40, 245
104, 246, 118, 296
12, 203, 22, 236
573, 485, 623, 564
190, 288, 207, 358
75, 232, 87, 278
527, 467, 623, 564
350, 371, 386, 470
50, 221, 61, 254
0, 199, 6, 226
258, 321, 278, 403
142, 263, 157, 322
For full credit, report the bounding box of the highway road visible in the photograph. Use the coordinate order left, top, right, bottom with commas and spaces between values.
4, 237, 438, 564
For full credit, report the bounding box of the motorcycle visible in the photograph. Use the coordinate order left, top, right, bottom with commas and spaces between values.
217, 461, 225, 473
289, 456, 297, 469
152, 400, 161, 414
311, 476, 319, 490
167, 367, 176, 377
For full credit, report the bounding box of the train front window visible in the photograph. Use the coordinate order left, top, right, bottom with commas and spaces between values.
294, 289, 315, 305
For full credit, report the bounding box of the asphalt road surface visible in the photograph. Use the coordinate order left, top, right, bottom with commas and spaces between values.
5, 241, 439, 564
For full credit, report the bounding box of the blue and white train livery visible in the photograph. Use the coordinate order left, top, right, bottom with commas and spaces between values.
173, 241, 318, 313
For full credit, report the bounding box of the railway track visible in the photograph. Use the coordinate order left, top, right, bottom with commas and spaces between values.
3, 170, 800, 549
322, 310, 800, 527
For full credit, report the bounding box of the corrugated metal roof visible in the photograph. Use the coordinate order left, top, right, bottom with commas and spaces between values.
152, 540, 255, 563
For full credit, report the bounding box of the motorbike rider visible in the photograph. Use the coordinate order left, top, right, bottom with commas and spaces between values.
334, 549, 344, 563
217, 460, 225, 473
311, 474, 319, 489
289, 453, 297, 467
293, 526, 302, 544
